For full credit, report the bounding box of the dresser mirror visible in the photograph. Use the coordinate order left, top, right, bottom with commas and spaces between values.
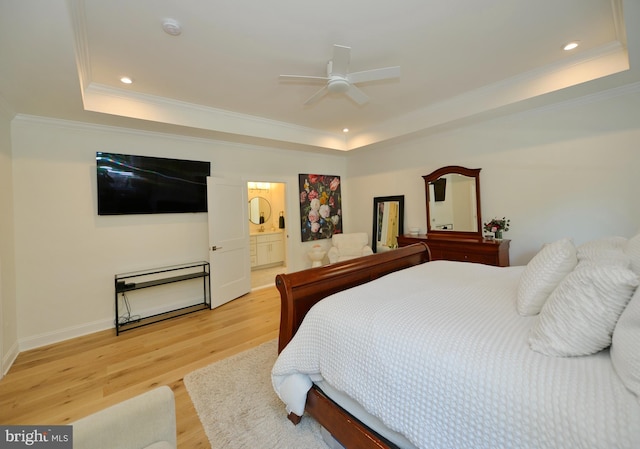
248, 196, 271, 225
423, 166, 482, 237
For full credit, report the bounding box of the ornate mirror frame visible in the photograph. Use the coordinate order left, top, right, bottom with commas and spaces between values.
423, 166, 482, 237
372, 195, 404, 253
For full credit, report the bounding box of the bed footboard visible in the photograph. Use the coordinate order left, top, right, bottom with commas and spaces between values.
275, 243, 430, 353
275, 243, 430, 448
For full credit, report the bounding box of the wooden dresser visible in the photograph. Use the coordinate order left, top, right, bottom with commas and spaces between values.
397, 234, 510, 267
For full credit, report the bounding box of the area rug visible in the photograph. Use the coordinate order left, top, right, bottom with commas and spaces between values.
184, 339, 330, 449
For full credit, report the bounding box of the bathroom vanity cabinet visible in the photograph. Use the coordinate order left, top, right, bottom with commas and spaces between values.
250, 231, 285, 269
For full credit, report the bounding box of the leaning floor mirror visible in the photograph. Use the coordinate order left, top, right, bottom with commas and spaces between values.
372, 195, 404, 253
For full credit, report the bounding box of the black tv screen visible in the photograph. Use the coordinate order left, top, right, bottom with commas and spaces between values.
432, 178, 446, 202
96, 152, 210, 215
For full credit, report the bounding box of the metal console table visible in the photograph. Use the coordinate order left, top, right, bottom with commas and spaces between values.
114, 261, 211, 335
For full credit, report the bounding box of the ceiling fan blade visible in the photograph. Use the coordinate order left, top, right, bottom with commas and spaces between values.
279, 74, 329, 82
331, 45, 351, 76
304, 85, 329, 105
345, 84, 369, 105
348, 66, 401, 84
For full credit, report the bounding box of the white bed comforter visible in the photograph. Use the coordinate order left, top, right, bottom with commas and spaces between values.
272, 261, 640, 449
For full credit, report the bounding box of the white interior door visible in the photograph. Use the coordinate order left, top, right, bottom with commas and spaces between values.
207, 177, 251, 309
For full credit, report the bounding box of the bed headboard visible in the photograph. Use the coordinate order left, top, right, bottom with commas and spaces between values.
275, 243, 431, 352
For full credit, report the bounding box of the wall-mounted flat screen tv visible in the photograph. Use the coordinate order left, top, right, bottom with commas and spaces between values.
96, 152, 211, 215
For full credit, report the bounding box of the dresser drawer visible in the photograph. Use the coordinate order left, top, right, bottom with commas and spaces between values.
440, 250, 497, 265
398, 234, 510, 267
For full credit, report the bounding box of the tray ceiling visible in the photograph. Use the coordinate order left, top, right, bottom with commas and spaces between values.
1, 0, 639, 151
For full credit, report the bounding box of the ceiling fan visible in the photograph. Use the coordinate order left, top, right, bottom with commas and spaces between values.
280, 44, 400, 106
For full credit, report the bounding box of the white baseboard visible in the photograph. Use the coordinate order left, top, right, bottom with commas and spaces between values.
18, 318, 113, 352
17, 298, 205, 353
2, 340, 20, 377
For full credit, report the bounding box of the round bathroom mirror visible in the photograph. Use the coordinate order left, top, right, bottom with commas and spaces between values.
248, 197, 271, 225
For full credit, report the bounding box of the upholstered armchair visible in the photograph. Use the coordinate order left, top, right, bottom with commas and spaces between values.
72, 386, 177, 449
327, 232, 374, 264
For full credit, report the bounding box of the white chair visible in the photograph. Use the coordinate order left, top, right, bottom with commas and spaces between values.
72, 386, 177, 449
327, 233, 373, 264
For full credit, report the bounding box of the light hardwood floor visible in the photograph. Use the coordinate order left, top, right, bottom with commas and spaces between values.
251, 264, 287, 289
0, 286, 281, 448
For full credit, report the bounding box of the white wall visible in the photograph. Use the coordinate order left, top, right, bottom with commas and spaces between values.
7, 85, 640, 354
10, 116, 346, 349
345, 88, 640, 266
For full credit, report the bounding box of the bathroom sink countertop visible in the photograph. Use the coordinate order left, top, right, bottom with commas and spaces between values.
250, 229, 283, 236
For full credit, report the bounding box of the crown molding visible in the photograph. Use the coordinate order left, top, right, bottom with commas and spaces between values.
65, 0, 638, 152
346, 42, 631, 150
67, 0, 91, 96
81, 83, 349, 151
10, 113, 341, 157
80, 37, 629, 153
67, 0, 347, 150
612, 0, 627, 46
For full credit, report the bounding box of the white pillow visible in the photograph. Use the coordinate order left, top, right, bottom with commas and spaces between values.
516, 238, 577, 316
611, 285, 640, 397
577, 236, 630, 267
625, 233, 640, 276
529, 264, 639, 357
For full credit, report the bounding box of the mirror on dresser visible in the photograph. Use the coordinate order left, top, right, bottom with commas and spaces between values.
396, 166, 510, 267
423, 166, 482, 237
248, 196, 271, 225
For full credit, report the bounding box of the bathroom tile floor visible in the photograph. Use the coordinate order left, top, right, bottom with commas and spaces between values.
251, 264, 287, 290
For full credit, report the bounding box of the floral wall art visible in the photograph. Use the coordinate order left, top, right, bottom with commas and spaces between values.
298, 174, 342, 241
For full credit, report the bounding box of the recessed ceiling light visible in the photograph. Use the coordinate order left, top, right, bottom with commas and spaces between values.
342, 128, 349, 133
563, 41, 580, 51
162, 19, 182, 36
120, 76, 133, 84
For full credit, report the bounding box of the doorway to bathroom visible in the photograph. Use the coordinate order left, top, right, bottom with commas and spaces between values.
247, 181, 288, 289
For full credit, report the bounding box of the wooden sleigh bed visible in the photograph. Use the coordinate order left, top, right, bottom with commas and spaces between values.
273, 235, 640, 449
275, 243, 431, 449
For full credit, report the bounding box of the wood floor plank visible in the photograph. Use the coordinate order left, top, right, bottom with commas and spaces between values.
0, 286, 281, 448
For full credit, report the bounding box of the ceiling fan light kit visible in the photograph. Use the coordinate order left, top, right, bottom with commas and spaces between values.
328, 78, 350, 93
280, 44, 400, 106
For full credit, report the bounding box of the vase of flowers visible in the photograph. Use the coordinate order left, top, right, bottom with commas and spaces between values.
483, 217, 510, 240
